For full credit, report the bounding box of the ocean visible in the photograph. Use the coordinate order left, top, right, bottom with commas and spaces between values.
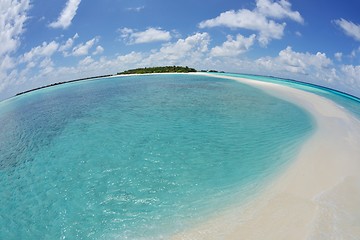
0, 74, 315, 239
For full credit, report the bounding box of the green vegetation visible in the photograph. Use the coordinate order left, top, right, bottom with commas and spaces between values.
117, 66, 197, 75
15, 66, 198, 97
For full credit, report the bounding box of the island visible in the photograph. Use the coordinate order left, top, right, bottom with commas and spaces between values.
15, 66, 198, 97
117, 66, 197, 75
15, 74, 114, 96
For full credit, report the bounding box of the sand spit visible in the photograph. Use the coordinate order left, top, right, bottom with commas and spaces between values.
173, 73, 360, 240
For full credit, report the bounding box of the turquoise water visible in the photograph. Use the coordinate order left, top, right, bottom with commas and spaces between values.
0, 74, 314, 239
220, 72, 360, 119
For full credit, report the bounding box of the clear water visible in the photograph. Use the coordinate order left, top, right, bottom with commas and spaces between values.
0, 74, 314, 239
220, 72, 360, 120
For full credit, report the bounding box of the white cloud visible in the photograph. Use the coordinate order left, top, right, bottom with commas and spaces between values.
256, 0, 303, 23
161, 32, 209, 54
79, 56, 94, 66
59, 33, 79, 54
349, 47, 360, 59
199, 0, 303, 46
334, 18, 360, 42
72, 37, 98, 56
279, 46, 331, 72
332, 64, 360, 96
21, 41, 59, 62
54, 52, 144, 79
39, 57, 53, 69
116, 51, 143, 63
120, 27, 172, 44
38, 16, 45, 22
0, 0, 30, 56
199, 9, 285, 46
119, 28, 132, 37
27, 61, 36, 68
341, 65, 360, 86
0, 31, 242, 99
93, 45, 104, 55
211, 34, 256, 57
143, 32, 210, 66
351, 49, 357, 58
31, 31, 209, 82
256, 47, 332, 75
126, 6, 145, 12
0, 33, 105, 99
38, 57, 55, 75
256, 46, 335, 82
335, 52, 343, 61
49, 0, 81, 29
15, 41, 59, 81
7, 33, 360, 102
14, 33, 210, 95
0, 70, 16, 93
0, 54, 15, 72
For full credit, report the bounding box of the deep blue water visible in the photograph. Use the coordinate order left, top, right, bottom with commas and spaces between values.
0, 74, 314, 239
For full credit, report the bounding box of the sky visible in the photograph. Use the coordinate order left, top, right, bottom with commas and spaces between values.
1, 0, 360, 100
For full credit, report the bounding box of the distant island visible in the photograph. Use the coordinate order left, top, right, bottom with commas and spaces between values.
15, 74, 114, 96
117, 66, 197, 75
15, 66, 205, 97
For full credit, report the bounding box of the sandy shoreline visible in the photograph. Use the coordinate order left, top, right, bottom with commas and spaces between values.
172, 73, 360, 239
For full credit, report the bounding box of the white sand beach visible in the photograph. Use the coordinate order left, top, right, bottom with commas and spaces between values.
173, 73, 360, 239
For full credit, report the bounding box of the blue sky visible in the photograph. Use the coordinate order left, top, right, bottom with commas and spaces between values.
1, 0, 360, 100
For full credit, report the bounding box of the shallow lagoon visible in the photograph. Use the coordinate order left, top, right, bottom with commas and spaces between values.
0, 74, 314, 239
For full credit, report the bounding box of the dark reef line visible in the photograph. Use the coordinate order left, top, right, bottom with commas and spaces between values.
15, 66, 223, 97
15, 74, 114, 96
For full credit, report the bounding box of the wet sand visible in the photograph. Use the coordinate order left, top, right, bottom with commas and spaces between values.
172, 73, 360, 239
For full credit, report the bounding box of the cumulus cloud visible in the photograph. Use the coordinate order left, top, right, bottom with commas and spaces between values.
334, 52, 343, 61
79, 56, 94, 66
21, 41, 59, 62
256, 0, 303, 23
25, 33, 211, 91
257, 46, 332, 75
211, 34, 256, 57
38, 57, 55, 76
334, 18, 360, 42
22, 53, 142, 90
59, 33, 79, 54
143, 32, 210, 66
0, 32, 105, 99
72, 37, 98, 56
341, 65, 360, 85
0, 55, 15, 73
199, 9, 285, 46
93, 45, 104, 55
115, 51, 143, 65
0, 0, 34, 95
255, 46, 339, 85
13, 41, 59, 81
0, 0, 30, 56
279, 46, 331, 72
199, 0, 303, 46
0, 70, 17, 94
161, 33, 209, 54
119, 27, 172, 44
49, 0, 81, 29
9, 32, 360, 102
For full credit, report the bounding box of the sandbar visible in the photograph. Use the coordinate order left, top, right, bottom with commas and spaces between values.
172, 73, 360, 239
